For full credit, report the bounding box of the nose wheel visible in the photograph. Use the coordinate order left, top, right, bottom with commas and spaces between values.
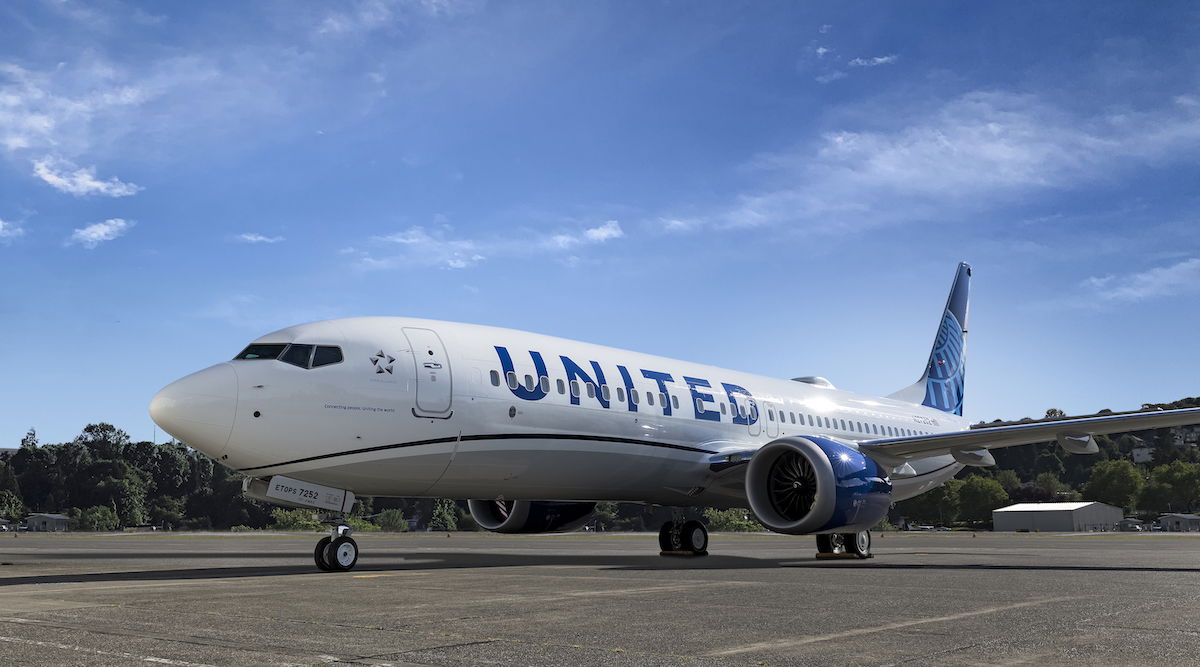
314, 525, 358, 571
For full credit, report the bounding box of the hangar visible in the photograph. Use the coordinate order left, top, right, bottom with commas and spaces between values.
992, 501, 1123, 532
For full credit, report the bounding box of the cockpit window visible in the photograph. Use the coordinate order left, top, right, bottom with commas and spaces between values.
235, 343, 287, 360
280, 344, 314, 368
312, 346, 343, 368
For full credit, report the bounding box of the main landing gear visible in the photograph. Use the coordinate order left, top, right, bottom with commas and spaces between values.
314, 522, 359, 572
658, 510, 708, 556
815, 530, 872, 559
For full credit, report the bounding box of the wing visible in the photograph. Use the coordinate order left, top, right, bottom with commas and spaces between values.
859, 407, 1200, 464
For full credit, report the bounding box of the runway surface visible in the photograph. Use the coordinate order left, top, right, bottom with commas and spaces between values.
0, 531, 1198, 666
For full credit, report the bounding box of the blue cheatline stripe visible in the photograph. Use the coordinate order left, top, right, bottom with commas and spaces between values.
237, 432, 719, 472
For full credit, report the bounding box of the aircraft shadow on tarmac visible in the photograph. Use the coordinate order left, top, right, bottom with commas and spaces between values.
2, 550, 1199, 587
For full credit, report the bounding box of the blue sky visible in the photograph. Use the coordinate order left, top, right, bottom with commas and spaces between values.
2, 1, 1199, 446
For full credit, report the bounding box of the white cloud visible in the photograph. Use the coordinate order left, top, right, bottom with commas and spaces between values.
849, 55, 898, 67
815, 47, 830, 58
67, 218, 134, 249
699, 90, 1200, 234
317, 0, 479, 35
815, 71, 846, 84
584, 220, 624, 242
1083, 258, 1200, 302
32, 156, 142, 197
819, 24, 832, 34
0, 218, 24, 240
237, 233, 285, 244
368, 225, 486, 269
356, 220, 626, 270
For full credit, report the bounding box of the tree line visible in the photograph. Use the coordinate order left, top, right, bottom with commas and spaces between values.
2, 398, 1198, 532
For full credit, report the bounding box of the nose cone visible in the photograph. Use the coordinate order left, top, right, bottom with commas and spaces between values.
150, 363, 238, 458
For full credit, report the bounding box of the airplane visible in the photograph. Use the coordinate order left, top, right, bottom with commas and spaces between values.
149, 262, 1200, 571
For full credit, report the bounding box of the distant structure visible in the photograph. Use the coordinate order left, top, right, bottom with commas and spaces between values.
26, 513, 70, 532
1158, 513, 1200, 532
992, 502, 1123, 532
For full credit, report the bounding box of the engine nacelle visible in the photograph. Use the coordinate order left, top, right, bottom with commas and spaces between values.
745, 436, 892, 535
467, 499, 596, 534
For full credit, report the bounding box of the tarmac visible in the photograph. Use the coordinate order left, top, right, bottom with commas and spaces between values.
0, 530, 1198, 666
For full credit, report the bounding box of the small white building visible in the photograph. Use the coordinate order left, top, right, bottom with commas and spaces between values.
1158, 513, 1200, 532
27, 513, 70, 532
992, 502, 1123, 532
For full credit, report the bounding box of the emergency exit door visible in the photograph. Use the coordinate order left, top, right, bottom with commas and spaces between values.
403, 328, 453, 417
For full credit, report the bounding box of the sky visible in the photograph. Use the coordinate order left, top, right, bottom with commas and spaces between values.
2, 1, 1199, 446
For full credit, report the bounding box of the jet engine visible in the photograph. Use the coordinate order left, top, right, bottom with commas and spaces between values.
745, 436, 891, 535
467, 499, 597, 533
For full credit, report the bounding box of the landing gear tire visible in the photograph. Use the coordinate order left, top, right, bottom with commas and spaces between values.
314, 536, 333, 571
815, 533, 846, 554
679, 520, 709, 556
845, 530, 872, 559
658, 521, 678, 552
322, 535, 359, 571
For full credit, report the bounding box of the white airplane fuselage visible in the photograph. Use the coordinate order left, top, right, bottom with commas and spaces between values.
152, 316, 966, 508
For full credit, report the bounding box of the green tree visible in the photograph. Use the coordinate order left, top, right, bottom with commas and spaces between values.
591, 502, 619, 531
346, 516, 380, 532
1035, 472, 1073, 498
269, 508, 324, 531
71, 505, 120, 531
0, 490, 25, 521
1082, 460, 1143, 511
994, 469, 1022, 494
957, 476, 1010, 524
1137, 461, 1200, 513
376, 508, 409, 532
429, 498, 458, 531
702, 508, 762, 532
1045, 408, 1066, 419
896, 478, 963, 525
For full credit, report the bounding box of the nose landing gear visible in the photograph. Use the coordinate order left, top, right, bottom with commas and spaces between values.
815, 530, 872, 559
314, 523, 358, 571
658, 509, 709, 556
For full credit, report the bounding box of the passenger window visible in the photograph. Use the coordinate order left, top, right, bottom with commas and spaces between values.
525, 374, 535, 391
647, 392, 655, 406
631, 389, 640, 405
790, 412, 796, 424
616, 387, 625, 402
696, 397, 705, 413
601, 385, 611, 401
540, 376, 550, 393
280, 344, 314, 368
557, 379, 566, 394
671, 395, 679, 410
570, 381, 580, 398
750, 406, 758, 421
768, 409, 775, 421
720, 403, 727, 415
587, 384, 596, 399
312, 346, 343, 367
490, 370, 501, 386
660, 393, 668, 408
738, 404, 747, 418
234, 343, 287, 360
808, 415, 815, 426
507, 372, 518, 390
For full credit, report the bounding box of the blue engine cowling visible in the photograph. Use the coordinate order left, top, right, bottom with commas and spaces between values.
467, 499, 596, 533
745, 436, 892, 535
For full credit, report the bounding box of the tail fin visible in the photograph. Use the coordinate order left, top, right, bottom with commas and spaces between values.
888, 262, 971, 415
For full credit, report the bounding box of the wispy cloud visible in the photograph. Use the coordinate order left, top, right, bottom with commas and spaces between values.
815, 71, 846, 84
237, 233, 285, 244
551, 220, 625, 248
32, 156, 142, 197
1083, 258, 1200, 302
0, 217, 24, 241
317, 0, 479, 35
681, 90, 1200, 234
67, 218, 135, 249
849, 55, 898, 67
354, 219, 626, 270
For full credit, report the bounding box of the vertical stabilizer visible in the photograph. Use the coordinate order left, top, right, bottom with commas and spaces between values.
887, 262, 971, 415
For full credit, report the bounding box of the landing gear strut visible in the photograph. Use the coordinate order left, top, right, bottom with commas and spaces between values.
658, 509, 708, 556
815, 530, 872, 559
314, 522, 358, 571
